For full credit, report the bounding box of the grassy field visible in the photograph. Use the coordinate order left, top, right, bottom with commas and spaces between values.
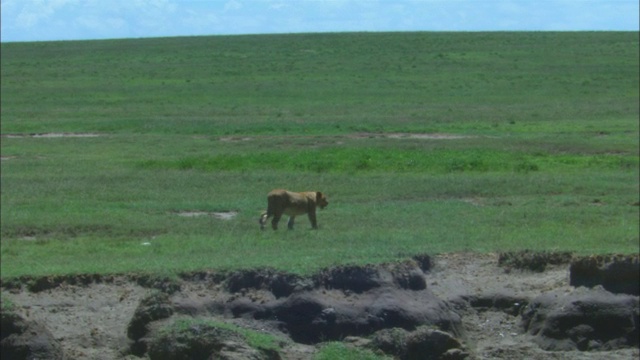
1, 32, 638, 279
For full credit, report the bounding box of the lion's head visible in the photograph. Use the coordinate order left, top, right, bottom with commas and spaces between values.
316, 191, 329, 209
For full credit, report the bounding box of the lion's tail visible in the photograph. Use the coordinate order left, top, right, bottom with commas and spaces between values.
259, 211, 269, 229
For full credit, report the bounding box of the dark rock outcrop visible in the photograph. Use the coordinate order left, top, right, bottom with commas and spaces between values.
253, 287, 461, 344
370, 326, 468, 360
521, 287, 639, 351
217, 260, 456, 344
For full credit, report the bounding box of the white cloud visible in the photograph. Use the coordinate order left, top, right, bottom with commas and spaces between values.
224, 0, 243, 12
268, 1, 287, 10
14, 0, 77, 28
182, 9, 221, 32
75, 15, 127, 33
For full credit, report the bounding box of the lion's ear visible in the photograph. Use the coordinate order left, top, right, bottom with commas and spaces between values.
316, 191, 323, 199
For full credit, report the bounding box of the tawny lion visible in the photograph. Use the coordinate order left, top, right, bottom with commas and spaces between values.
259, 189, 328, 230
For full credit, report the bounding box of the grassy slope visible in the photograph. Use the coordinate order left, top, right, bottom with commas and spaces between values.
1, 32, 638, 278
2, 32, 637, 135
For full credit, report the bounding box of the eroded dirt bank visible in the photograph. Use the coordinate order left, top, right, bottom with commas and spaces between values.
1, 252, 638, 360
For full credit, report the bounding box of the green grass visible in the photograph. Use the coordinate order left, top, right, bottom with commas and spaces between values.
1, 32, 638, 279
152, 317, 284, 355
154, 318, 389, 359
2, 32, 637, 136
315, 342, 389, 360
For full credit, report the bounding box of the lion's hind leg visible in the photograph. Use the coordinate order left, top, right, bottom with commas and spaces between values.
271, 212, 282, 230
260, 200, 281, 230
260, 196, 278, 230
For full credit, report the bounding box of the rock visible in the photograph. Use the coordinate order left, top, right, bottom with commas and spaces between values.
370, 328, 409, 357
441, 348, 469, 360
27, 276, 62, 293
313, 265, 383, 293
1, 309, 64, 360
393, 267, 427, 291
268, 292, 347, 344
570, 254, 639, 295
226, 269, 310, 298
521, 287, 639, 351
370, 327, 467, 360
313, 261, 428, 293
405, 327, 465, 360
412, 254, 433, 272
366, 289, 461, 335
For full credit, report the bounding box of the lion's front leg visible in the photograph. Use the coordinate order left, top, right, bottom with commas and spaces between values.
287, 216, 295, 230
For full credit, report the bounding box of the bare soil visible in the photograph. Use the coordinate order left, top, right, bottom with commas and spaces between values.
1, 133, 102, 138
217, 133, 474, 143
2, 252, 638, 359
173, 210, 239, 220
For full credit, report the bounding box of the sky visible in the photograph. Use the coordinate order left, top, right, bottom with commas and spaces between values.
1, 0, 638, 43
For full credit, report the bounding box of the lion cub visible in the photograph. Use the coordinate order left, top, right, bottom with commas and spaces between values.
259, 189, 328, 230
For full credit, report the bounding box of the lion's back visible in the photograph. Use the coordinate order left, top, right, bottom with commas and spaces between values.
267, 190, 311, 214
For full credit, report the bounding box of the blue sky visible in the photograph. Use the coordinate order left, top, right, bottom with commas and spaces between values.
1, 0, 638, 42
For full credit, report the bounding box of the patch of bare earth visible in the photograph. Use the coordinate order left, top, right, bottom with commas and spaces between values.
1, 133, 102, 138
349, 132, 474, 140
386, 133, 472, 140
172, 211, 238, 220
216, 133, 473, 143
2, 252, 638, 359
219, 136, 252, 142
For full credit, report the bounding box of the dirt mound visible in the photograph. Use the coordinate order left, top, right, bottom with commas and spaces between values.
1, 273, 181, 294
1, 310, 64, 360
522, 287, 639, 351
127, 291, 174, 356
146, 318, 280, 360
258, 287, 460, 344
570, 254, 639, 295
216, 256, 457, 344
312, 259, 428, 293
225, 268, 310, 298
498, 250, 573, 272
2, 252, 639, 360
